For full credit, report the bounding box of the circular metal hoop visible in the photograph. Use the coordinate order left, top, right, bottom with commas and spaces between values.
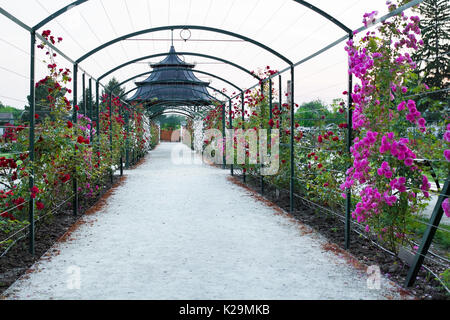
180, 28, 191, 42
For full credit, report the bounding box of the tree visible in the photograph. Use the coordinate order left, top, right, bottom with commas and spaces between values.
412, 0, 449, 91
0, 101, 24, 120
22, 77, 68, 122
78, 87, 95, 115
158, 115, 184, 130
294, 100, 342, 127
102, 77, 126, 98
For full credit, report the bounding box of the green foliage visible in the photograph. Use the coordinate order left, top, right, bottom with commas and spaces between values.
0, 102, 23, 120
0, 35, 152, 251
406, 217, 450, 251
78, 88, 95, 114
102, 77, 126, 98
412, 0, 450, 92
24, 77, 67, 121
159, 115, 184, 131
295, 99, 344, 127
149, 122, 160, 149
439, 269, 450, 293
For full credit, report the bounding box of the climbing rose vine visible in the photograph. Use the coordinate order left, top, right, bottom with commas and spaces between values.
342, 0, 449, 251
0, 30, 153, 249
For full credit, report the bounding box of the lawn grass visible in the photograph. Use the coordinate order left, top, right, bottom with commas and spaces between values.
407, 216, 450, 255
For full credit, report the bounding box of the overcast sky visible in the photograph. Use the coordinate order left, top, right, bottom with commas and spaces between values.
0, 0, 409, 110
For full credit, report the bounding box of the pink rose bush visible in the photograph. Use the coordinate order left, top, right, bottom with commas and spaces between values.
341, 1, 449, 251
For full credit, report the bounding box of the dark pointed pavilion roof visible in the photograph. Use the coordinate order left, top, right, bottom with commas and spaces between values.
128, 46, 212, 106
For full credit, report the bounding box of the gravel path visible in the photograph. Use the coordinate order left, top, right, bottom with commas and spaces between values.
2, 143, 408, 300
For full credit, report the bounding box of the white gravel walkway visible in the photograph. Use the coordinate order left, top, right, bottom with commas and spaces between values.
2, 143, 408, 300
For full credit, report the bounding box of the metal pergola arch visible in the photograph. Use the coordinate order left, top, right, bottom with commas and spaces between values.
112, 68, 243, 95
143, 103, 214, 122
127, 87, 225, 123
131, 100, 218, 112
98, 52, 262, 82
75, 25, 293, 65
147, 103, 207, 114
2, 0, 436, 290
32, 1, 351, 39
150, 110, 195, 121
29, 7, 349, 227
146, 104, 211, 119
121, 84, 229, 104
126, 84, 228, 130
71, 25, 294, 149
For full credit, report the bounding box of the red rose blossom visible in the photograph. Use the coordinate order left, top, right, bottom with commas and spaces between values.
36, 201, 44, 210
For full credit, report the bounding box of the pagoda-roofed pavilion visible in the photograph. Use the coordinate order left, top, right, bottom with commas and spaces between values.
128, 46, 213, 107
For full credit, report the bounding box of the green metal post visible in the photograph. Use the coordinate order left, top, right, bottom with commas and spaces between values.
241, 91, 246, 183
269, 78, 273, 126
229, 99, 233, 176
119, 103, 123, 176
95, 80, 100, 166
279, 75, 282, 136
95, 80, 100, 194
269, 78, 273, 165
28, 30, 36, 255
405, 175, 450, 287
260, 81, 264, 195
72, 63, 78, 215
109, 92, 113, 183
221, 103, 226, 169
125, 109, 130, 168
82, 73, 86, 115
88, 77, 92, 138
345, 33, 354, 250
289, 66, 295, 213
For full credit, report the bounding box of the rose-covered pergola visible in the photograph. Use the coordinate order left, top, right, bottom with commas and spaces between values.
0, 0, 448, 291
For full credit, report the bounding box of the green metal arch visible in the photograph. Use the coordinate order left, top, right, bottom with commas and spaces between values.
123, 83, 230, 102
99, 52, 261, 81
150, 110, 195, 120
293, 1, 351, 33
148, 105, 196, 116
33, 0, 351, 35
33, 0, 89, 30
130, 81, 230, 101
145, 102, 213, 114
113, 68, 242, 94
148, 104, 210, 116
76, 25, 292, 65
123, 86, 227, 107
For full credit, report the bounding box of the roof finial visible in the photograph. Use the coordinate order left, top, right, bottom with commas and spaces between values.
171, 29, 174, 47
